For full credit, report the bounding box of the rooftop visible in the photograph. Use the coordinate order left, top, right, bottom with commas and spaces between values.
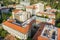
12, 9, 22, 13
3, 19, 35, 34
33, 23, 58, 40
58, 28, 60, 40
36, 11, 55, 17
26, 5, 37, 9
41, 25, 57, 40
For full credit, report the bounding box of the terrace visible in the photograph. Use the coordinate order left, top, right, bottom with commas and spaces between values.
41, 24, 57, 40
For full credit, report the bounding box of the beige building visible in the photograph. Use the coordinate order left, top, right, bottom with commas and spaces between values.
12, 9, 31, 22
20, 0, 30, 6
34, 3, 44, 13
2, 20, 35, 40
26, 3, 44, 15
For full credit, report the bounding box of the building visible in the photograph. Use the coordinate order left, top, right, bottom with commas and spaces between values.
2, 19, 35, 40
2, 8, 55, 40
20, 0, 30, 6
12, 9, 31, 22
12, 9, 55, 28
2, 1, 60, 40
36, 11, 55, 19
35, 16, 55, 25
34, 3, 44, 13
33, 23, 59, 40
46, 5, 51, 10
26, 5, 36, 15
2, 9, 36, 40
26, 3, 44, 15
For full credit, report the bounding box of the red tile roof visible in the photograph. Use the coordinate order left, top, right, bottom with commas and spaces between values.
12, 9, 22, 13
33, 23, 60, 40
38, 12, 55, 16
26, 5, 37, 9
58, 28, 60, 40
33, 23, 49, 40
3, 20, 35, 34
38, 36, 48, 40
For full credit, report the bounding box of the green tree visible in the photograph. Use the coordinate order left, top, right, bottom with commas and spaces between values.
27, 37, 32, 40
0, 28, 3, 35
1, 31, 7, 37
0, 19, 3, 24
56, 12, 60, 20
1, 12, 12, 22
41, 15, 45, 18
57, 23, 60, 28
45, 15, 48, 18
55, 11, 58, 15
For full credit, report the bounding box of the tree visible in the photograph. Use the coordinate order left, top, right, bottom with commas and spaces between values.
0, 19, 3, 24
56, 12, 60, 20
55, 11, 58, 15
1, 12, 12, 23
1, 31, 7, 37
41, 15, 45, 18
45, 15, 48, 18
57, 23, 60, 28
0, 28, 3, 35
0, 28, 3, 32
27, 37, 32, 40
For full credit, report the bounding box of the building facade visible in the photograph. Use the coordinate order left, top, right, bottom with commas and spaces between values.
12, 9, 31, 22
20, 0, 30, 6
2, 19, 35, 40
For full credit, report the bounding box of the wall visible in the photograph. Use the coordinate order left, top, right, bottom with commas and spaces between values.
2, 24, 28, 40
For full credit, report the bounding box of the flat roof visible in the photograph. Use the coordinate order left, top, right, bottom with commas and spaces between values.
33, 23, 58, 40
38, 28, 60, 40
41, 25, 57, 40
